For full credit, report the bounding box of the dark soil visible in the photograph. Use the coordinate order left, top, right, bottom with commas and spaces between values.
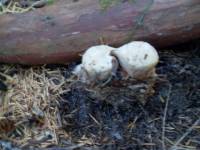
58, 41, 200, 150
1, 40, 200, 150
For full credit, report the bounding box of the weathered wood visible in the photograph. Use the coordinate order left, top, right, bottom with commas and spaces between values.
0, 0, 199, 64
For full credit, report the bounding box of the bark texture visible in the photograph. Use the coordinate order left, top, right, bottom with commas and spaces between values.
0, 0, 199, 64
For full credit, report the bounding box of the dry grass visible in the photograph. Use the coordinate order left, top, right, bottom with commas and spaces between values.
0, 1, 33, 14
0, 65, 69, 147
0, 0, 50, 14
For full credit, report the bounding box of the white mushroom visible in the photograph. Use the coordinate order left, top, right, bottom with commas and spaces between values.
73, 45, 118, 84
112, 41, 159, 80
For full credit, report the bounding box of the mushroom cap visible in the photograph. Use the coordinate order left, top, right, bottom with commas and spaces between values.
81, 45, 117, 82
112, 41, 159, 79
83, 45, 115, 72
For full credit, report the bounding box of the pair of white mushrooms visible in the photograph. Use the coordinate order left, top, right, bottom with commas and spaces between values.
73, 41, 159, 84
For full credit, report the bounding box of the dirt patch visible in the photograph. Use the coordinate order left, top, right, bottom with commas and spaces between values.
0, 40, 200, 150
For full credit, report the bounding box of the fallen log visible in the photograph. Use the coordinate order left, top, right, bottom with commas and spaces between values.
0, 0, 199, 64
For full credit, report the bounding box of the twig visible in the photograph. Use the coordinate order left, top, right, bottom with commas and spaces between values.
170, 118, 200, 150
162, 84, 172, 150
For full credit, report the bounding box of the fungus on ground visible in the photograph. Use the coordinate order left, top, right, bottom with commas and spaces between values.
73, 45, 118, 84
112, 41, 159, 80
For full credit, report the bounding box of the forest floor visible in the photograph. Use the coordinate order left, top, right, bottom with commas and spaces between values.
0, 40, 200, 150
